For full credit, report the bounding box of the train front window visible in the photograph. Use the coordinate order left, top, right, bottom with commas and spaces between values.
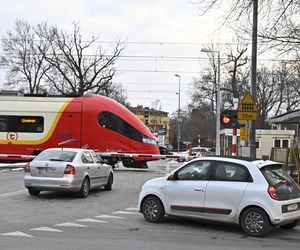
98, 111, 155, 144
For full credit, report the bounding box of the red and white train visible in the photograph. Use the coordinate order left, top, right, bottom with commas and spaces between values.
0, 94, 160, 168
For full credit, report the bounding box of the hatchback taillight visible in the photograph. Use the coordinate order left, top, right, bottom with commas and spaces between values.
24, 163, 30, 173
268, 186, 279, 200
64, 164, 75, 175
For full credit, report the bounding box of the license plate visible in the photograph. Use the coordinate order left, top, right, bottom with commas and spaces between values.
37, 167, 55, 174
287, 203, 299, 212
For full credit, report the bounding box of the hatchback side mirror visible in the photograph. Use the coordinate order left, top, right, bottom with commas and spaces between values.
167, 172, 178, 181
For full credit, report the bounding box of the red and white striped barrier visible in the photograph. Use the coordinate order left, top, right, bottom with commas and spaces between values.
0, 154, 36, 159
97, 152, 198, 161
0, 151, 198, 163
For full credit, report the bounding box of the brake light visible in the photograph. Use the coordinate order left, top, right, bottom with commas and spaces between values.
268, 186, 279, 200
64, 164, 75, 175
24, 163, 30, 173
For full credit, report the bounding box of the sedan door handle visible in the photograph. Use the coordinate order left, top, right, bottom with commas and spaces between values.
194, 188, 204, 192
87, 167, 90, 169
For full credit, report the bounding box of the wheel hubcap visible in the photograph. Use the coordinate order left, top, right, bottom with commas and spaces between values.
83, 180, 89, 196
144, 200, 158, 220
245, 211, 264, 233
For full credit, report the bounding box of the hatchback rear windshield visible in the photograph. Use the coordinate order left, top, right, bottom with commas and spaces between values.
261, 164, 300, 200
34, 150, 77, 162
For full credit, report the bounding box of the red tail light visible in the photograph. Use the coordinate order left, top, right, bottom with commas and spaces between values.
268, 186, 279, 200
24, 163, 30, 173
64, 164, 75, 175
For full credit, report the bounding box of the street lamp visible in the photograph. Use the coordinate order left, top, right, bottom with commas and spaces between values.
174, 74, 181, 152
201, 48, 221, 156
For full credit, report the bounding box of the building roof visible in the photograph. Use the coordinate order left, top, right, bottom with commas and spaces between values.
269, 110, 300, 124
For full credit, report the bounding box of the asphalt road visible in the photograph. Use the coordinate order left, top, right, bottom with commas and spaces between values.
0, 160, 299, 250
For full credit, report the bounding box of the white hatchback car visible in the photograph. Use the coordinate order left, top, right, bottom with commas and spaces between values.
24, 148, 113, 198
138, 157, 300, 237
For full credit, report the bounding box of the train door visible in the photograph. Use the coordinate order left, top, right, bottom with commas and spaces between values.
51, 100, 83, 148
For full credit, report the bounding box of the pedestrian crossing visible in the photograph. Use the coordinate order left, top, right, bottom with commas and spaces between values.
0, 207, 139, 238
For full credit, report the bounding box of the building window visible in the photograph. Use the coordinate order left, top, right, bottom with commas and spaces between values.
255, 139, 260, 149
274, 139, 281, 147
282, 139, 289, 148
273, 139, 290, 148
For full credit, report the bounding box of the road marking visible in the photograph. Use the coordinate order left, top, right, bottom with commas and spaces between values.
0, 190, 26, 198
77, 218, 107, 223
1, 231, 34, 237
112, 211, 138, 215
55, 222, 88, 227
125, 207, 138, 211
29, 227, 63, 232
96, 215, 124, 219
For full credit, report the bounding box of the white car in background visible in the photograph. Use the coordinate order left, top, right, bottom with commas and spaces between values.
174, 147, 212, 162
138, 156, 300, 237
24, 148, 113, 198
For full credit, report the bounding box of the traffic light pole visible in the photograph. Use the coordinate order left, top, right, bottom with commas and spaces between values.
216, 52, 221, 156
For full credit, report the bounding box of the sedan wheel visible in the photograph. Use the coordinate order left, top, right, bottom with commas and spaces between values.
104, 174, 113, 191
78, 177, 90, 198
142, 196, 164, 223
28, 188, 40, 196
241, 207, 272, 237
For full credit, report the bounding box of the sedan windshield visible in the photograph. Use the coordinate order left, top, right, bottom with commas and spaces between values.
34, 150, 77, 162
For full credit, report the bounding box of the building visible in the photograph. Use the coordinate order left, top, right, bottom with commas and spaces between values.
220, 128, 295, 159
269, 110, 300, 143
129, 106, 170, 146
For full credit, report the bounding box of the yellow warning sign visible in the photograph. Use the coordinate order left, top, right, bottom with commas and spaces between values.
237, 92, 259, 121
237, 112, 258, 121
237, 92, 259, 112
240, 127, 250, 141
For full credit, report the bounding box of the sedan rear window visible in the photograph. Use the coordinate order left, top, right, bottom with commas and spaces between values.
34, 150, 77, 162
261, 164, 300, 200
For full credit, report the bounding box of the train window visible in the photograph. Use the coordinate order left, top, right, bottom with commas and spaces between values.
0, 115, 44, 133
0, 117, 8, 132
98, 111, 156, 144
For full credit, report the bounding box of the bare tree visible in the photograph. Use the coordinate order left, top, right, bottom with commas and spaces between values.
41, 22, 125, 96
195, 1, 300, 53
223, 46, 248, 99
191, 44, 249, 111
0, 20, 51, 93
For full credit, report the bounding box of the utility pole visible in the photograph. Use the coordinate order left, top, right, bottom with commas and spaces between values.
250, 0, 258, 158
175, 74, 181, 152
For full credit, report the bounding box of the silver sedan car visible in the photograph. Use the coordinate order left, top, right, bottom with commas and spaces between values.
24, 148, 113, 198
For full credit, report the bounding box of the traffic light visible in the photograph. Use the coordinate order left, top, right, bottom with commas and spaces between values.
220, 110, 241, 129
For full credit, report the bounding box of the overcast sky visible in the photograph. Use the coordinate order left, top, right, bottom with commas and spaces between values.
0, 0, 232, 113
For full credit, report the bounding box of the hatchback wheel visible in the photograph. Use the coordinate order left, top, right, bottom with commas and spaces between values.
142, 196, 164, 223
280, 220, 298, 229
241, 207, 272, 237
104, 174, 113, 191
28, 188, 40, 196
78, 177, 90, 198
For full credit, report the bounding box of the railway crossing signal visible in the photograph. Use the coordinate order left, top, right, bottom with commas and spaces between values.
220, 110, 241, 129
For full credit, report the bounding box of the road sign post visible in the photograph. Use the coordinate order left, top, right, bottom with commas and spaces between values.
237, 92, 259, 153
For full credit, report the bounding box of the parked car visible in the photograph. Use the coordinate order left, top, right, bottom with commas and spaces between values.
138, 156, 300, 237
24, 148, 113, 198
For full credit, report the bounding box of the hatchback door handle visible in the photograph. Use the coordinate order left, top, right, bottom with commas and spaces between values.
194, 188, 204, 192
